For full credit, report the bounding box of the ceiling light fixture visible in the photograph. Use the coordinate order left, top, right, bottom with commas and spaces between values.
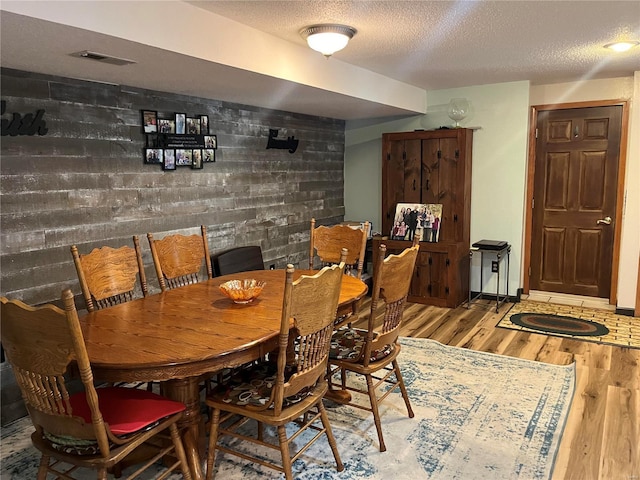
300, 24, 357, 58
603, 41, 639, 52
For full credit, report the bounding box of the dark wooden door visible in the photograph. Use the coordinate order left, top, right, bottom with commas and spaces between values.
530, 105, 622, 297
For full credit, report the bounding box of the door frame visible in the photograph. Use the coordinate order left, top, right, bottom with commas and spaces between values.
523, 99, 630, 304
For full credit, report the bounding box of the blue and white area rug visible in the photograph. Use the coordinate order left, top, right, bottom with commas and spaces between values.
1, 337, 575, 479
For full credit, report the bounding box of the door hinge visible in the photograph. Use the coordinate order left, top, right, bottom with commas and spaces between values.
535, 128, 538, 139
532, 198, 535, 209
528, 267, 531, 276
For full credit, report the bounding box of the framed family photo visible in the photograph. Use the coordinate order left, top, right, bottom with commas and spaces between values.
391, 203, 426, 242
423, 203, 443, 242
203, 148, 216, 163
142, 110, 158, 133
176, 149, 192, 166
163, 149, 176, 170
199, 115, 209, 135
191, 149, 203, 169
158, 118, 175, 134
204, 135, 217, 149
144, 148, 163, 164
391, 203, 443, 242
186, 117, 200, 135
175, 113, 186, 134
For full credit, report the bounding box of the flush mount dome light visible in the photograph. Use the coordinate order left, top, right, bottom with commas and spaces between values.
603, 41, 639, 52
300, 24, 357, 58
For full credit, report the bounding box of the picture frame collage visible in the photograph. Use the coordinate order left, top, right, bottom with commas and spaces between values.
142, 110, 217, 171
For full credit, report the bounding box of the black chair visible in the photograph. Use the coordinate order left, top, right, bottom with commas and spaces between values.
212, 245, 265, 276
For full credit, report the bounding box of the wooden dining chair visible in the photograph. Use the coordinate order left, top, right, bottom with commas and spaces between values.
211, 245, 265, 276
70, 236, 148, 312
309, 218, 370, 328
327, 238, 420, 452
205, 260, 347, 480
147, 225, 213, 291
0, 289, 193, 480
309, 218, 370, 279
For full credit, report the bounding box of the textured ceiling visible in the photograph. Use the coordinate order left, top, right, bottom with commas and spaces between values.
189, 0, 640, 89
1, 1, 638, 120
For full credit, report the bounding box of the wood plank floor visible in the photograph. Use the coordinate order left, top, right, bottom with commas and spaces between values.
351, 298, 640, 480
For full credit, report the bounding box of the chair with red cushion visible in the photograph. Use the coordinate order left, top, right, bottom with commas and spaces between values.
0, 289, 192, 480
327, 238, 420, 452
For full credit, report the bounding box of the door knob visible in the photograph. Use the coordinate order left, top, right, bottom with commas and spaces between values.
596, 216, 612, 225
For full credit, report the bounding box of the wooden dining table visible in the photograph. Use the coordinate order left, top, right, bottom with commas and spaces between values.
79, 269, 367, 480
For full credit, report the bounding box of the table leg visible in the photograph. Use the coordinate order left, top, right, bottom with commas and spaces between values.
163, 377, 204, 480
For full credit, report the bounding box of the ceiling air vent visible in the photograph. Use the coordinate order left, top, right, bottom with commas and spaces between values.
70, 51, 137, 66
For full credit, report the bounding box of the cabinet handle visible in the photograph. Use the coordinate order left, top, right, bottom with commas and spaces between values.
425, 179, 430, 191
413, 179, 416, 190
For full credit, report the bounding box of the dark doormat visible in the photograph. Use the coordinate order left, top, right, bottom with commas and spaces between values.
509, 312, 609, 336
497, 300, 640, 349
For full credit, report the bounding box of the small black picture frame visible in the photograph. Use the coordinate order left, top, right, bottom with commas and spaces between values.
191, 149, 203, 169
199, 115, 209, 134
142, 110, 158, 133
186, 117, 200, 135
158, 118, 175, 134
203, 148, 216, 163
144, 148, 163, 164
163, 149, 176, 170
176, 149, 192, 166
175, 113, 186, 134
204, 135, 217, 149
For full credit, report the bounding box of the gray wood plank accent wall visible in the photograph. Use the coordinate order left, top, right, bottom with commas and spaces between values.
0, 68, 346, 307
0, 68, 347, 425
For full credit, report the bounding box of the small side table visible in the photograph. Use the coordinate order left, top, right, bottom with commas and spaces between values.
467, 241, 511, 313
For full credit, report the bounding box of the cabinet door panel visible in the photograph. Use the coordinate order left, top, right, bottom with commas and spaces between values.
382, 140, 406, 235
411, 251, 448, 302
438, 137, 461, 243
411, 251, 431, 298
421, 138, 440, 205
404, 139, 422, 204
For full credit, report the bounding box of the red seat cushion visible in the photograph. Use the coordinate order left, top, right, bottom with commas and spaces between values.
69, 387, 185, 435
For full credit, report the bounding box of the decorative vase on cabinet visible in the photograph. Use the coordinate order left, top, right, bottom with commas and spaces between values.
378, 128, 473, 308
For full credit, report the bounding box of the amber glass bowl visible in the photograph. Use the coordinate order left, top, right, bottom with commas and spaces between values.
219, 279, 266, 304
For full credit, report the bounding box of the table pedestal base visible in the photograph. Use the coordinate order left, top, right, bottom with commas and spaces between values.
164, 377, 205, 480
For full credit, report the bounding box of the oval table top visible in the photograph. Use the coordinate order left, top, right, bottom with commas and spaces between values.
81, 269, 367, 382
